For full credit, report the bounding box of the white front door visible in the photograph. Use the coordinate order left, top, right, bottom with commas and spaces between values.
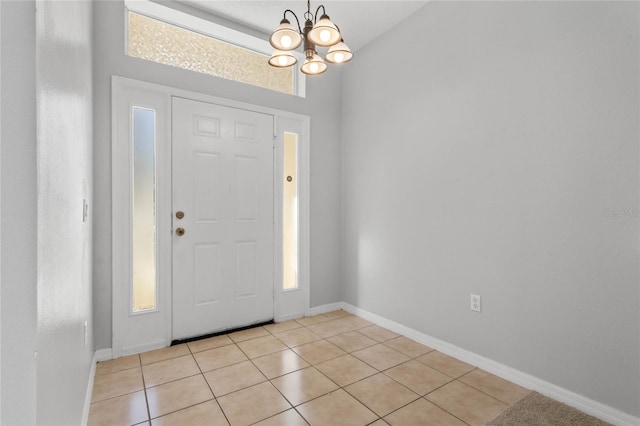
172, 97, 275, 340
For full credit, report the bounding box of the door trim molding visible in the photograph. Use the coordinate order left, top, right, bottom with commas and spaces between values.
112, 78, 172, 357
111, 76, 311, 354
274, 116, 311, 321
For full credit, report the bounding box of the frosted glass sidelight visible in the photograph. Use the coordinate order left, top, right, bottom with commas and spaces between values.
128, 12, 294, 95
132, 107, 157, 312
283, 132, 299, 290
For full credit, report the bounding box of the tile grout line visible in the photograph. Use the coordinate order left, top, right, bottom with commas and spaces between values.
337, 355, 420, 422
138, 354, 153, 425
236, 340, 300, 425
188, 343, 233, 426
242, 317, 374, 425
455, 369, 525, 406
297, 319, 486, 425
259, 354, 359, 424
420, 394, 472, 426
140, 356, 205, 391
253, 321, 362, 422
283, 324, 380, 423
224, 338, 296, 424
415, 374, 490, 425
140, 346, 227, 424
89, 357, 147, 407
93, 364, 140, 376
390, 350, 524, 409
91, 312, 523, 426
89, 316, 312, 421
146, 329, 345, 425
245, 323, 338, 425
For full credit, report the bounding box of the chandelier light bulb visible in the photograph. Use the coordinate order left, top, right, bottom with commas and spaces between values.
281, 35, 292, 48
325, 40, 353, 64
301, 52, 327, 75
269, 18, 302, 50
268, 50, 297, 68
308, 14, 341, 47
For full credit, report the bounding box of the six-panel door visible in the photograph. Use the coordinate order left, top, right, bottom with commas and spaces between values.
172, 97, 274, 339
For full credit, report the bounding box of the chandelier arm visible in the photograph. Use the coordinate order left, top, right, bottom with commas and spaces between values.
313, 5, 326, 23
283, 9, 303, 33
334, 23, 344, 40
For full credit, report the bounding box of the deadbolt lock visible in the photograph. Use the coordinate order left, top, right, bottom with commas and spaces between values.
176, 211, 185, 219
176, 227, 185, 236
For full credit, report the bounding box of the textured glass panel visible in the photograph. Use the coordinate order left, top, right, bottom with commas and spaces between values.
283, 132, 298, 290
133, 107, 157, 312
128, 12, 294, 95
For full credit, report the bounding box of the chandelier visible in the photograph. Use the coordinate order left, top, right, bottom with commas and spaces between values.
268, 0, 353, 76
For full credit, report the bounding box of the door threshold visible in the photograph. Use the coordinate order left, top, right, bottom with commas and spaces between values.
171, 319, 275, 346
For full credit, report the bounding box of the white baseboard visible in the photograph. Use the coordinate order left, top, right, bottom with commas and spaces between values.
95, 348, 113, 362
122, 340, 166, 357
341, 302, 639, 426
275, 312, 305, 322
308, 302, 343, 316
81, 351, 99, 426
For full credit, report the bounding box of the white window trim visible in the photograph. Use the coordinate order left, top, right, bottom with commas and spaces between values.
124, 0, 306, 97
112, 79, 172, 357
274, 117, 312, 321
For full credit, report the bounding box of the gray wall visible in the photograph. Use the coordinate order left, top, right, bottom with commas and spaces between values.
341, 1, 639, 417
36, 1, 95, 424
0, 2, 95, 423
1, 2, 38, 424
92, 1, 343, 349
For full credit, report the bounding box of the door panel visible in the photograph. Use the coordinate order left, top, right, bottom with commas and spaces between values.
235, 156, 259, 221
172, 97, 274, 340
235, 241, 258, 298
194, 153, 220, 222
193, 243, 220, 305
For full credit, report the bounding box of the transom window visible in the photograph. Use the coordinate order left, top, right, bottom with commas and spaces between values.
125, 0, 304, 96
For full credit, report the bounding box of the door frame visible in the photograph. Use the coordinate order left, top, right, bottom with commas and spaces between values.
112, 76, 310, 357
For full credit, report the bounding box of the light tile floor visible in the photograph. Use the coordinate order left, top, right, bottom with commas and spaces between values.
88, 310, 531, 426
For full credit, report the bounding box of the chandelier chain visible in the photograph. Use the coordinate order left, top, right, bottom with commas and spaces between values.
304, 0, 312, 21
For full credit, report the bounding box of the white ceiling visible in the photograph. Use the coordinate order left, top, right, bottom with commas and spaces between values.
178, 1, 428, 51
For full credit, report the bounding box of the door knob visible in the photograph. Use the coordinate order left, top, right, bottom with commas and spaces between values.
176, 211, 185, 219
176, 227, 185, 236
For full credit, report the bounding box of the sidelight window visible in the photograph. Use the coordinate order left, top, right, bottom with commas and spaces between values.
283, 132, 299, 290
132, 107, 157, 312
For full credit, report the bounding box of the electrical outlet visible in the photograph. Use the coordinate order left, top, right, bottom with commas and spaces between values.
470, 294, 481, 312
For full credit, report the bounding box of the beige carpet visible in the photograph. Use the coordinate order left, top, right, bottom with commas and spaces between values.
487, 392, 611, 426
